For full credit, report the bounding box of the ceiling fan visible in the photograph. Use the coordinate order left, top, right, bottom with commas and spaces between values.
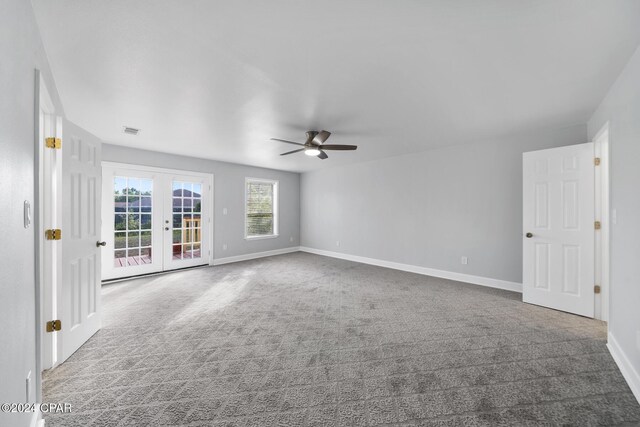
271, 130, 357, 159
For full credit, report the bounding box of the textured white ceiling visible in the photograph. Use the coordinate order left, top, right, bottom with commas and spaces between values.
33, 0, 640, 172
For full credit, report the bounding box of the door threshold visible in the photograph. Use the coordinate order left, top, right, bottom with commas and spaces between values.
102, 264, 211, 285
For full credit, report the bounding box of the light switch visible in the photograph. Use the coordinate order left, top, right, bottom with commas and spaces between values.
24, 200, 31, 228
223, 208, 228, 215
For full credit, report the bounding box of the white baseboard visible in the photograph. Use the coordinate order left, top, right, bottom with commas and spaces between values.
213, 245, 522, 292
607, 332, 640, 404
299, 246, 522, 293
213, 246, 300, 266
30, 410, 42, 427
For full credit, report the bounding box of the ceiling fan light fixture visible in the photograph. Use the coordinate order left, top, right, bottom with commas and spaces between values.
272, 131, 356, 160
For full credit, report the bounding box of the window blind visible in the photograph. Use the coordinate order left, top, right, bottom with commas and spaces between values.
246, 181, 275, 236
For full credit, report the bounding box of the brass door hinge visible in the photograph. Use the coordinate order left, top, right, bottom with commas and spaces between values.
45, 137, 61, 149
45, 229, 62, 240
594, 157, 601, 166
594, 221, 601, 230
46, 320, 61, 332
594, 285, 601, 294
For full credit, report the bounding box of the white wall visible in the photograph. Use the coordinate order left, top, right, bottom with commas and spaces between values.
588, 44, 640, 400
0, 1, 64, 426
301, 124, 586, 285
102, 144, 300, 261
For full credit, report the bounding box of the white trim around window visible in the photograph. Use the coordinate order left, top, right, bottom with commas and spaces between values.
244, 177, 279, 240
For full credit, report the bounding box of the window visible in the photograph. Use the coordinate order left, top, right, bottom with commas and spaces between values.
172, 180, 203, 260
113, 176, 153, 267
245, 178, 278, 239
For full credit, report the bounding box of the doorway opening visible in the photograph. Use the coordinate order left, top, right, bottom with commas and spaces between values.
36, 71, 62, 378
101, 163, 213, 281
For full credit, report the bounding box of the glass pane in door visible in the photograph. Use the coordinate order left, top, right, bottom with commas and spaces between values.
171, 181, 202, 260
113, 177, 153, 267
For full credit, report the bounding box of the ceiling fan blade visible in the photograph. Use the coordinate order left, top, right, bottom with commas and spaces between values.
280, 148, 305, 156
271, 138, 305, 146
313, 130, 331, 145
317, 150, 328, 160
316, 144, 357, 150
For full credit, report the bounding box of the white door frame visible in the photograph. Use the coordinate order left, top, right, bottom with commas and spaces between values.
101, 162, 214, 279
35, 71, 63, 381
594, 122, 610, 322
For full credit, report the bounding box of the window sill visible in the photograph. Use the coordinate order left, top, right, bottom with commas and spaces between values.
245, 234, 279, 241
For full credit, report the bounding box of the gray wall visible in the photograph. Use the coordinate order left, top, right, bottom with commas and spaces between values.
588, 45, 640, 386
301, 124, 586, 284
102, 144, 300, 260
0, 1, 64, 426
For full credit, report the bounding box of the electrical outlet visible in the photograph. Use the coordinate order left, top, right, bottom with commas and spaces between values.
289, 236, 294, 243
222, 208, 228, 215
336, 240, 340, 247
461, 256, 468, 265
26, 371, 31, 402
222, 244, 227, 251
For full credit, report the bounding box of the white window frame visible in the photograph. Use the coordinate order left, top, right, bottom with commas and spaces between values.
244, 177, 279, 240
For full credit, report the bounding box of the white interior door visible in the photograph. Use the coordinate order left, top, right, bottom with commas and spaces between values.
102, 164, 212, 280
522, 142, 595, 317
60, 120, 103, 362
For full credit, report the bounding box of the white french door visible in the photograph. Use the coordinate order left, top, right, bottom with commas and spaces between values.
164, 172, 211, 270
101, 168, 163, 279
522, 142, 595, 317
101, 164, 212, 280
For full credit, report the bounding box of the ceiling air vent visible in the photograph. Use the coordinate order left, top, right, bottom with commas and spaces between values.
123, 126, 140, 136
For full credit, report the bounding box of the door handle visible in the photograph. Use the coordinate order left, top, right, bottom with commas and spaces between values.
96, 241, 107, 247
525, 232, 533, 238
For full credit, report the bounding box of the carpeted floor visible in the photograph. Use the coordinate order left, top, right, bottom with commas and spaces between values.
43, 252, 640, 426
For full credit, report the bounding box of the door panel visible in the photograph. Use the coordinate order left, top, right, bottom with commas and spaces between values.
101, 169, 164, 280
61, 120, 102, 362
163, 175, 211, 270
523, 143, 595, 317
534, 243, 550, 290
534, 182, 549, 228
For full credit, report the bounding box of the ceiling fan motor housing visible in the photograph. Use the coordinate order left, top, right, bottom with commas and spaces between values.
305, 131, 319, 145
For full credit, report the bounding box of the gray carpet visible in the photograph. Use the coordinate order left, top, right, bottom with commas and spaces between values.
43, 252, 640, 426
